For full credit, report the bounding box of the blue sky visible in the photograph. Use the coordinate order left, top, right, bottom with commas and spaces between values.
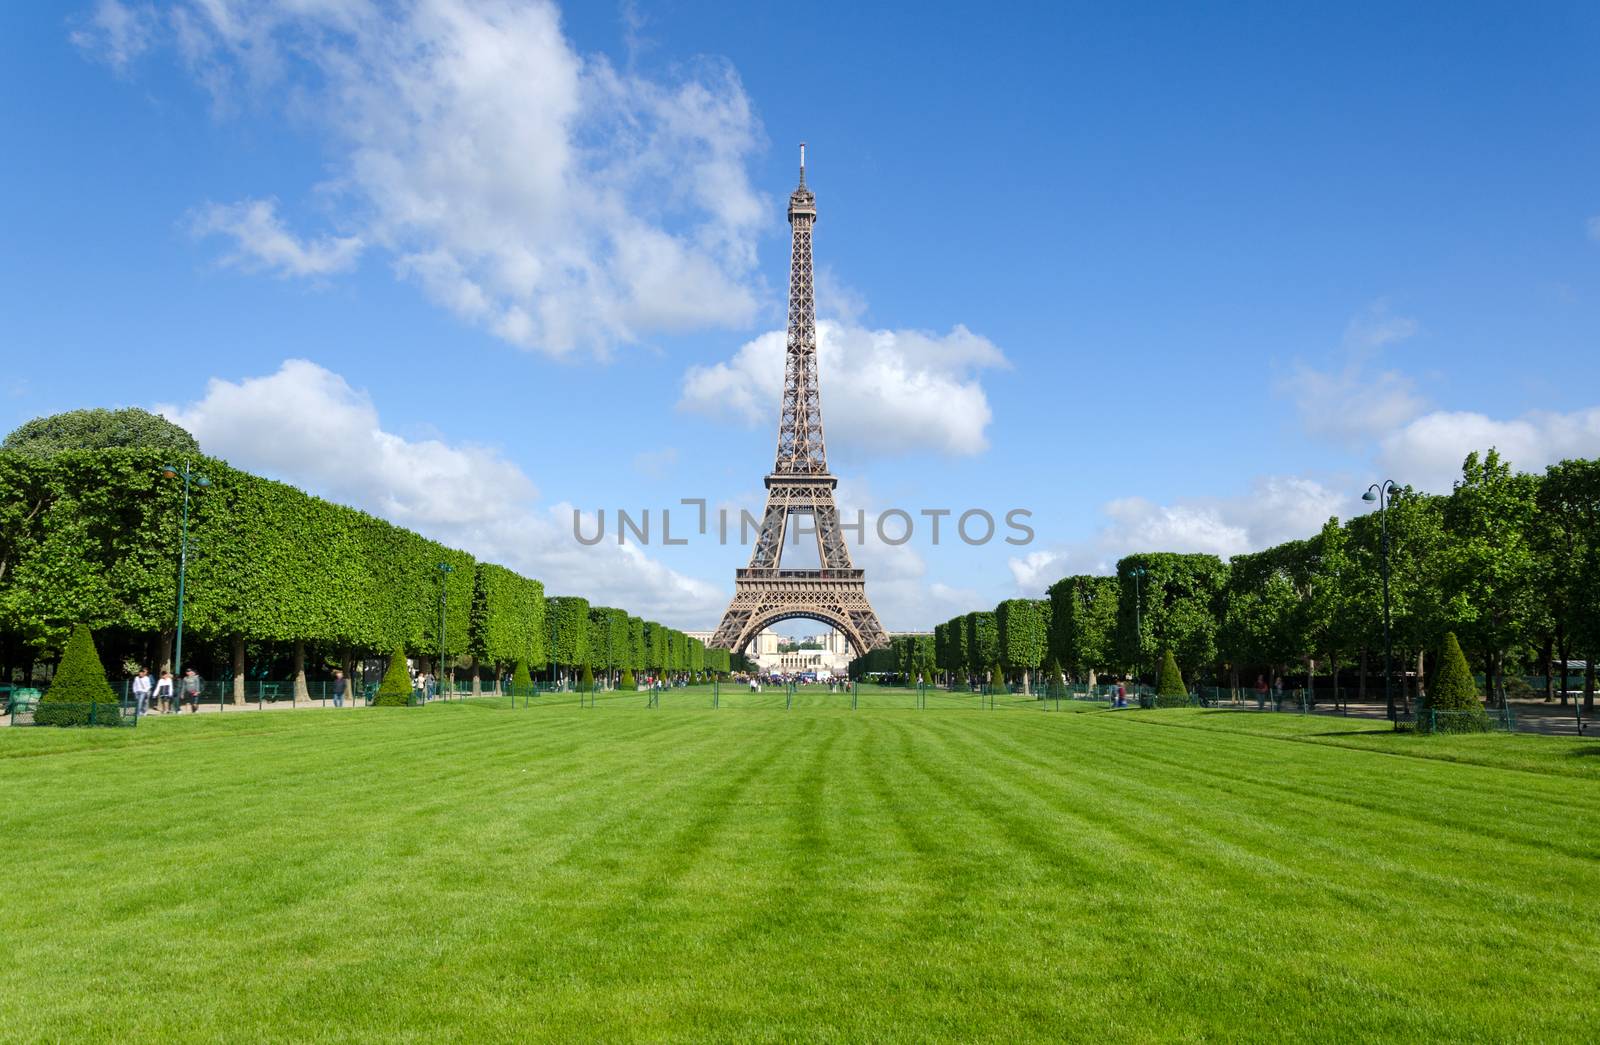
4, 0, 1599, 632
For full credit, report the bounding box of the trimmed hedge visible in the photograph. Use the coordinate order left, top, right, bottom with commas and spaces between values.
1421, 631, 1488, 732
373, 649, 414, 706
1156, 649, 1186, 697
34, 623, 121, 726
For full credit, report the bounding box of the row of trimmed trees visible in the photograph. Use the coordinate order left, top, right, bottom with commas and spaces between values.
853, 450, 1600, 708
0, 448, 730, 697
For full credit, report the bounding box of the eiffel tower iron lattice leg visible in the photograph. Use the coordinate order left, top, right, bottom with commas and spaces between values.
710, 145, 888, 659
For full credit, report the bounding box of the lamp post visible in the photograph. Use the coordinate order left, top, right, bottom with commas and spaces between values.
160, 462, 210, 681
437, 563, 454, 697
1362, 480, 1399, 724
1130, 565, 1148, 692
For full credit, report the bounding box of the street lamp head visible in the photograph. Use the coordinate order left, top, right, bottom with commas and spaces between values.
160, 466, 178, 479
1361, 488, 1378, 502
195, 476, 211, 488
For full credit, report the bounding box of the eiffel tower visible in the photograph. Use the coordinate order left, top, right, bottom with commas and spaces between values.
709, 145, 889, 658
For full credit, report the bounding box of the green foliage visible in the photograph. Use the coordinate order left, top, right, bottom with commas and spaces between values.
469, 563, 544, 668
3, 408, 199, 459
580, 663, 595, 692
997, 598, 1049, 672
965, 611, 998, 675
34, 623, 118, 726
546, 596, 590, 667
373, 649, 414, 706
626, 616, 647, 671
1048, 575, 1117, 677
942, 616, 969, 674
644, 621, 669, 672
585, 607, 628, 670
1118, 553, 1229, 678
511, 659, 532, 689
1156, 649, 1186, 698
1429, 632, 1480, 711
620, 667, 636, 690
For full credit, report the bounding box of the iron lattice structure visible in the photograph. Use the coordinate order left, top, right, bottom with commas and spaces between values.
709, 147, 889, 659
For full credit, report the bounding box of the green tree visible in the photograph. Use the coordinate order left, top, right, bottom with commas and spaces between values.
3, 408, 199, 459
580, 663, 595, 692
997, 598, 1049, 692
965, 611, 998, 678
373, 648, 413, 706
1118, 553, 1228, 681
546, 596, 590, 676
1047, 575, 1117, 681
1441, 451, 1541, 706
1538, 459, 1600, 710
620, 667, 636, 690
34, 623, 118, 725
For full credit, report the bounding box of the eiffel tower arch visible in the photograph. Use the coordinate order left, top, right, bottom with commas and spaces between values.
709, 146, 889, 659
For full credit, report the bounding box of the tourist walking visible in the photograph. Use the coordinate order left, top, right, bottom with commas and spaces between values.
331, 669, 346, 708
180, 668, 202, 713
131, 667, 152, 717
153, 670, 174, 714
1254, 674, 1269, 709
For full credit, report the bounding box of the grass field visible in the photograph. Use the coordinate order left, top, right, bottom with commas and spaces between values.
4, 697, 1598, 1042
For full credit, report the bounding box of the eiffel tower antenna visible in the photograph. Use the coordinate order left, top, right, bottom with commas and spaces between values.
709, 145, 890, 658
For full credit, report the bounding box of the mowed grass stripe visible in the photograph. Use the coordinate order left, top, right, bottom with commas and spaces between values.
922, 714, 1597, 1039
3, 708, 1598, 1042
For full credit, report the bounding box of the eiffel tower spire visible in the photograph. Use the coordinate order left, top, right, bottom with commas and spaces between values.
775, 143, 825, 475
709, 145, 889, 659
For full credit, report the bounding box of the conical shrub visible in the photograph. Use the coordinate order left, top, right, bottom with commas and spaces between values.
36, 624, 119, 726
1156, 650, 1186, 697
620, 668, 636, 691
1423, 632, 1488, 732
511, 658, 532, 695
990, 661, 1006, 692
373, 648, 414, 706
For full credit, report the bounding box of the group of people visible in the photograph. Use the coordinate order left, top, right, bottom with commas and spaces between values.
130, 666, 203, 715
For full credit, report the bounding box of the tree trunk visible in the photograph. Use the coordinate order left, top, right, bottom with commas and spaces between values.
159, 631, 174, 674
1542, 635, 1554, 702
1022, 667, 1031, 696
1412, 649, 1424, 716
1358, 647, 1368, 703
1558, 628, 1570, 706
292, 639, 309, 702
1585, 657, 1595, 714
231, 634, 246, 705
470, 655, 481, 695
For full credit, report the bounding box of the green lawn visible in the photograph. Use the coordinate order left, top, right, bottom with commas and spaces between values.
3, 703, 1597, 1042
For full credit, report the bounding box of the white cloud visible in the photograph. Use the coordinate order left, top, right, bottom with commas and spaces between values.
191, 198, 364, 278
159, 359, 724, 623
1379, 406, 1600, 493
1278, 303, 1427, 444
679, 319, 1008, 458
1587, 215, 1600, 242
997, 474, 1363, 596
95, 0, 767, 357
71, 0, 157, 72
1007, 550, 1064, 594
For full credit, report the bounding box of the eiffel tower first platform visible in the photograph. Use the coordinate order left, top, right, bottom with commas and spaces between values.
708, 146, 889, 658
